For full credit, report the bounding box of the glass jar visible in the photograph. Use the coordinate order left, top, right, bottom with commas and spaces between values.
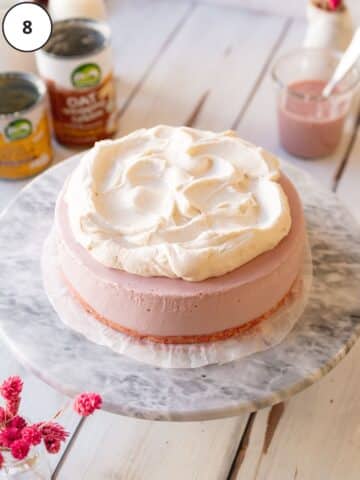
272, 48, 360, 158
0, 446, 51, 480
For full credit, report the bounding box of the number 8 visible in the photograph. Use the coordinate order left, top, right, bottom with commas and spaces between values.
23, 20, 32, 34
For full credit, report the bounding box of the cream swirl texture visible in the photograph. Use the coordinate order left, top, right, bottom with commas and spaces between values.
65, 126, 291, 281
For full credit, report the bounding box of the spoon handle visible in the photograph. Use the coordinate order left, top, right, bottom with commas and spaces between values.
323, 27, 360, 98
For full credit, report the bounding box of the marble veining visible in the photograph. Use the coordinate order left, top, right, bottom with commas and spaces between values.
0, 155, 359, 421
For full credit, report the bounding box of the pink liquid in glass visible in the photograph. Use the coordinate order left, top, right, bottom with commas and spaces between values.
278, 80, 348, 158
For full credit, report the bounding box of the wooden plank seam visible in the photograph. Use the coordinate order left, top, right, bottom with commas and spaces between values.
332, 108, 360, 192
231, 17, 293, 130
118, 2, 197, 119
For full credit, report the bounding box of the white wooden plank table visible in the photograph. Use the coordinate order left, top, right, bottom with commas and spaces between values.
1, 1, 360, 478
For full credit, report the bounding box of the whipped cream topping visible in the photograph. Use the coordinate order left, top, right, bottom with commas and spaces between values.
65, 126, 291, 281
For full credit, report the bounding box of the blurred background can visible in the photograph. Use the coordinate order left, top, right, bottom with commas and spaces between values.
36, 18, 118, 148
0, 72, 52, 180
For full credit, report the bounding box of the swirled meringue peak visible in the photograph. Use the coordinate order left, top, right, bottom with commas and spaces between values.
65, 126, 292, 281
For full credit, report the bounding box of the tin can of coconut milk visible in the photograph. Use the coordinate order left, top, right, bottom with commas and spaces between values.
36, 18, 118, 147
0, 72, 52, 180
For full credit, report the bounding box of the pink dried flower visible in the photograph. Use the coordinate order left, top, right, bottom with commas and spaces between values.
0, 452, 3, 469
0, 376, 23, 401
21, 426, 42, 446
38, 422, 68, 443
6, 397, 21, 417
328, 0, 342, 10
0, 426, 22, 448
73, 393, 102, 416
10, 439, 30, 460
0, 407, 6, 425
7, 415, 27, 430
44, 438, 61, 454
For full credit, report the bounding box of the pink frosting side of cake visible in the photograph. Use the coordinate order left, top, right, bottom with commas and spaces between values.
55, 174, 306, 337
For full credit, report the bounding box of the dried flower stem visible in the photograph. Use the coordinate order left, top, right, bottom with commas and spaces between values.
52, 399, 72, 421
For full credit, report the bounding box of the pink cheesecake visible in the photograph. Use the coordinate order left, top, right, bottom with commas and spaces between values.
54, 127, 306, 344
55, 176, 305, 344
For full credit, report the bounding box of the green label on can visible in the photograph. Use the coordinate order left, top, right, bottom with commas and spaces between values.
5, 119, 33, 141
71, 63, 102, 89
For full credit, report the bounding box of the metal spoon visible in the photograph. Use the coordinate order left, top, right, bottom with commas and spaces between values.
322, 27, 360, 98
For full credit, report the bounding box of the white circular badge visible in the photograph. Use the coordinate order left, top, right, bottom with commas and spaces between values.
2, 2, 52, 53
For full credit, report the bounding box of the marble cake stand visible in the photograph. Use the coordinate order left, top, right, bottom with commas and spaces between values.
0, 156, 359, 421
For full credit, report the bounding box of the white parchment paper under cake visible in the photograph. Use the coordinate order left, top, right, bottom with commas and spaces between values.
42, 229, 313, 369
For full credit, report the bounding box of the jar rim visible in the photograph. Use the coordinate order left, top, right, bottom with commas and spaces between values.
272, 47, 360, 101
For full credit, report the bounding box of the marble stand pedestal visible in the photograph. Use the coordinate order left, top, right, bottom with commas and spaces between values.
0, 156, 359, 421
